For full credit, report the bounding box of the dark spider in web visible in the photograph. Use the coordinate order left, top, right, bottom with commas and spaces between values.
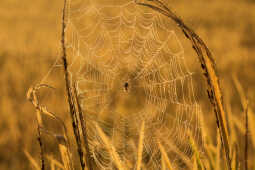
124, 82, 129, 92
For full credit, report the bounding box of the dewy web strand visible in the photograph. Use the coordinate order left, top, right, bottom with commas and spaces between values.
56, 0, 205, 169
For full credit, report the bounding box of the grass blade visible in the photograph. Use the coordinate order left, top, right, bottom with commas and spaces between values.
24, 150, 41, 170
136, 121, 145, 170
95, 123, 125, 170
158, 141, 174, 170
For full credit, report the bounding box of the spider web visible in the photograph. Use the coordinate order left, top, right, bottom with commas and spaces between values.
64, 0, 203, 169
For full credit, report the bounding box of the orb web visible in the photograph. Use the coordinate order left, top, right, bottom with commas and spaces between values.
65, 0, 203, 169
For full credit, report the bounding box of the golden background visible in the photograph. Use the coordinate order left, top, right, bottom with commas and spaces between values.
0, 0, 255, 169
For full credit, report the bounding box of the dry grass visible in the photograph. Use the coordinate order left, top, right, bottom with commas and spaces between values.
1, 0, 255, 169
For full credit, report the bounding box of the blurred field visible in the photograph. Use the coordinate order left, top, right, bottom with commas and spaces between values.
1, 0, 255, 169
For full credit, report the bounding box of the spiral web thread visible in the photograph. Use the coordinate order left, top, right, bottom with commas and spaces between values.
63, 0, 203, 169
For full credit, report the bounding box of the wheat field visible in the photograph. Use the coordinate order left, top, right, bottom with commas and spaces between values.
1, 0, 255, 170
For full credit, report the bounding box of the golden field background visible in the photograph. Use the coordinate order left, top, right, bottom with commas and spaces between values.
1, 0, 255, 169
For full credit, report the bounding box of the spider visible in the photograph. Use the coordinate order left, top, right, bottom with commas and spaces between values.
124, 82, 129, 92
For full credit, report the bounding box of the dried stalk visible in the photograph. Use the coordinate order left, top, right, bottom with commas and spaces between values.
37, 126, 45, 170
27, 84, 74, 170
27, 85, 49, 170
61, 0, 86, 169
73, 82, 94, 170
135, 0, 231, 169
